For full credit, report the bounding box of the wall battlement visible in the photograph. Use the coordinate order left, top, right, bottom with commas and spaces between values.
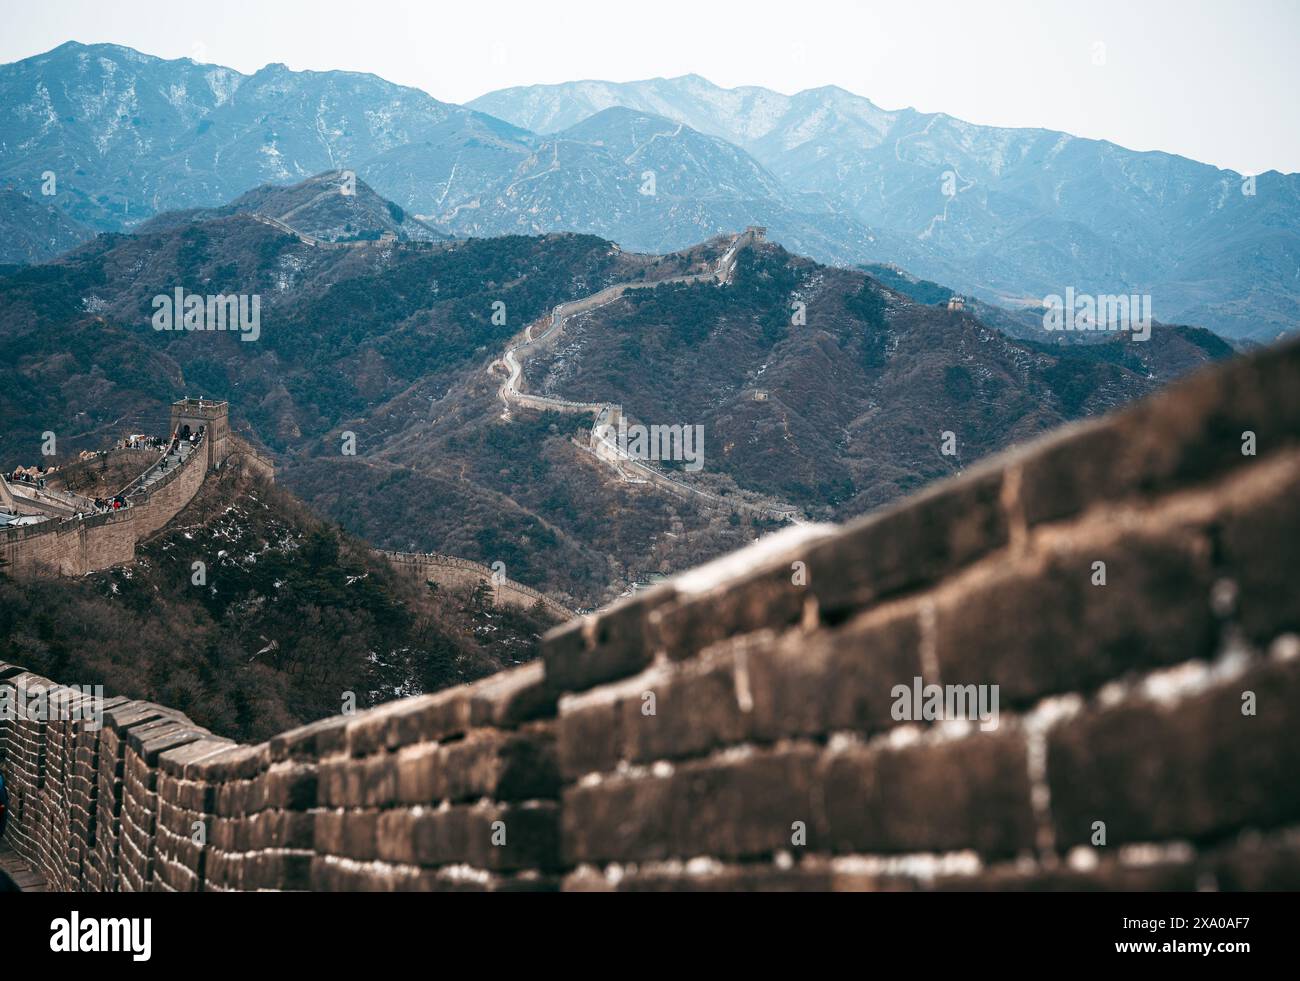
374, 549, 574, 620
0, 400, 269, 579
3, 338, 1299, 891
170, 397, 232, 471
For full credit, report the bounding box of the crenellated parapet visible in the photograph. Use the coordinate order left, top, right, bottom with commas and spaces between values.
374, 549, 574, 620
0, 399, 273, 579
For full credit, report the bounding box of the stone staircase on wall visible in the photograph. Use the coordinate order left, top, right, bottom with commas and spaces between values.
1, 337, 1298, 891
0, 399, 278, 580
0, 434, 210, 579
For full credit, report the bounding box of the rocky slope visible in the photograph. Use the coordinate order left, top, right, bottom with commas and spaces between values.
0, 459, 557, 742
519, 240, 1232, 514
138, 171, 449, 243
0, 187, 93, 264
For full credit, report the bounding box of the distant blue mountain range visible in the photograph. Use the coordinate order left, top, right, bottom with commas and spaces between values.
2, 41, 1296, 340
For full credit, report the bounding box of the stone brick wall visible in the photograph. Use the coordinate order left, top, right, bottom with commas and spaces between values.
0, 413, 274, 579
170, 399, 232, 471
0, 661, 560, 891
49, 448, 158, 497
1, 510, 129, 577
224, 434, 276, 482
376, 549, 574, 620
0, 455, 199, 577
545, 335, 1300, 891
1, 338, 1298, 891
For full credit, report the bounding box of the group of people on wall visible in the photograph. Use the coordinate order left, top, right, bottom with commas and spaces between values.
8, 465, 52, 488
6, 424, 209, 526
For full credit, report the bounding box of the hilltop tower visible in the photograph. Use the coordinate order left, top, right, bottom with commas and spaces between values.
169, 397, 231, 470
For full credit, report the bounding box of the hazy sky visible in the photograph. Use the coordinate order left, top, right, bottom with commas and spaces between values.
2, 0, 1296, 174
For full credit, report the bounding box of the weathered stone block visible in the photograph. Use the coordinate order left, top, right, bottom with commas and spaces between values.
935, 527, 1214, 706
1048, 657, 1300, 847
822, 730, 1035, 857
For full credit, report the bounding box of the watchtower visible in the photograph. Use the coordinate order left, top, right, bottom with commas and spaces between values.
169, 397, 231, 470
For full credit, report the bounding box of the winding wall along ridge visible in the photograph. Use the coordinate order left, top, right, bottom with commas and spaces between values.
373, 548, 574, 620
493, 228, 800, 522
0, 400, 251, 578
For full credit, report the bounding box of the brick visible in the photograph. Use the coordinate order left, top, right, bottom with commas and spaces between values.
468, 661, 556, 727
648, 569, 806, 662
806, 468, 1007, 617
1218, 455, 1300, 643
1048, 656, 1300, 847
344, 688, 472, 756
337, 810, 378, 861
538, 615, 587, 669
823, 730, 1035, 857
493, 725, 561, 801
395, 737, 486, 804
935, 528, 1214, 706
376, 802, 559, 871
158, 737, 234, 778
559, 606, 919, 780
263, 762, 318, 810
562, 745, 820, 864
644, 524, 836, 660
1020, 337, 1300, 526
1016, 419, 1124, 528
192, 743, 269, 783
747, 605, 922, 741
129, 724, 208, 766
244, 850, 313, 891
270, 715, 349, 761
393, 726, 559, 804
543, 587, 675, 694
104, 701, 177, 733
557, 652, 746, 780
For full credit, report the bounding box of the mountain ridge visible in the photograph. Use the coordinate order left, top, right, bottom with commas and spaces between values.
136, 170, 450, 243
0, 190, 1228, 605
0, 187, 94, 264
471, 74, 1300, 341
3, 41, 1296, 342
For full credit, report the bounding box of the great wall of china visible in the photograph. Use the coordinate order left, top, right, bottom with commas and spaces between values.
493, 227, 801, 523
2, 337, 1298, 891
374, 549, 574, 620
0, 397, 566, 619
0, 399, 258, 578
248, 213, 398, 250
